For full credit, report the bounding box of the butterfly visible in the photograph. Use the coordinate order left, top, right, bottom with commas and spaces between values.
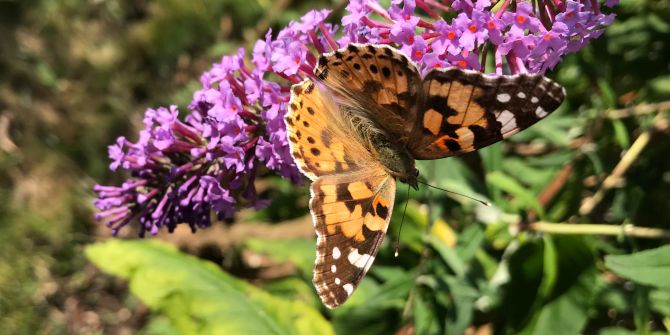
284, 44, 565, 308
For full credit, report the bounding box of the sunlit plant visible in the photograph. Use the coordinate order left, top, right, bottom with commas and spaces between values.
94, 0, 616, 236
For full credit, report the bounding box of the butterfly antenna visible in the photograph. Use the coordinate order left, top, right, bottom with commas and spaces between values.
394, 184, 411, 258
416, 180, 491, 206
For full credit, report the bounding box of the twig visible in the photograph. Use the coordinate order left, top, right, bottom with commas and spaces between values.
526, 162, 574, 223
579, 122, 654, 215
606, 100, 670, 119
528, 221, 670, 239
0, 113, 18, 153
579, 113, 669, 215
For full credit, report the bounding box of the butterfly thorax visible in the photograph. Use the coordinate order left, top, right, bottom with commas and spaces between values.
341, 106, 419, 188
371, 135, 419, 190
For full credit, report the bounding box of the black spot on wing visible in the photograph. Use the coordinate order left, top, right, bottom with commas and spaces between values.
318, 56, 328, 67
469, 124, 502, 149
335, 183, 355, 212
375, 202, 389, 220
444, 139, 461, 151
363, 80, 383, 93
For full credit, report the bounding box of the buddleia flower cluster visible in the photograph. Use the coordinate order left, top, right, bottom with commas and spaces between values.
94, 0, 616, 236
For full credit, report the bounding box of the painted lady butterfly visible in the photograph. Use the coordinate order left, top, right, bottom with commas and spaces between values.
284, 44, 565, 308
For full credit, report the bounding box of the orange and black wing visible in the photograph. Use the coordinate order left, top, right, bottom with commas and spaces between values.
310, 171, 395, 308
285, 77, 397, 308
313, 43, 421, 140
285, 79, 371, 179
409, 68, 566, 159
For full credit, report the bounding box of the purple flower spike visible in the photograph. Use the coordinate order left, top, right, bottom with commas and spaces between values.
95, 0, 617, 236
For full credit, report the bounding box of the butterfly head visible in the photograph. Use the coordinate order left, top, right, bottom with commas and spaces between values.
398, 168, 420, 190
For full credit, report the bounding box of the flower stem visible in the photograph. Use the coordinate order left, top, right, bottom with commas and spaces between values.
318, 22, 339, 51
416, 0, 440, 19
528, 221, 670, 239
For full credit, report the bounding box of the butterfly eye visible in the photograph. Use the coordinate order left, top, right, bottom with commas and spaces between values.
414, 169, 420, 177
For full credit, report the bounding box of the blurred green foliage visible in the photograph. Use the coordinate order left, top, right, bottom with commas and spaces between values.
1, 0, 670, 334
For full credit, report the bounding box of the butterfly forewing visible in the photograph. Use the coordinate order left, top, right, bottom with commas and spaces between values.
314, 44, 422, 139
410, 68, 566, 159
286, 79, 373, 179
310, 171, 395, 308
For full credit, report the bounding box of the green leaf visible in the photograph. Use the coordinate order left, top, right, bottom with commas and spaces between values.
455, 224, 485, 263
85, 240, 334, 335
599, 328, 669, 335
649, 75, 670, 96
528, 268, 601, 335
538, 235, 558, 300
331, 272, 413, 335
650, 288, 670, 316
428, 235, 466, 278
443, 275, 478, 335
245, 238, 315, 276
142, 316, 181, 335
611, 119, 631, 149
486, 171, 545, 215
261, 277, 320, 308
597, 79, 618, 109
413, 293, 440, 335
497, 236, 597, 334
605, 245, 670, 289
502, 158, 556, 190
418, 158, 486, 200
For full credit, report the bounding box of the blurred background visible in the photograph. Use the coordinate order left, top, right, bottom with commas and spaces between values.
1, 0, 669, 334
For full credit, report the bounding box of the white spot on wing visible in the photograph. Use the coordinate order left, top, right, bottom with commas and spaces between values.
347, 248, 373, 268
335, 277, 341, 285
517, 92, 526, 99
331, 265, 337, 273
531, 97, 539, 103
535, 106, 548, 118
343, 283, 354, 296
497, 93, 511, 103
499, 110, 517, 134
332, 247, 341, 259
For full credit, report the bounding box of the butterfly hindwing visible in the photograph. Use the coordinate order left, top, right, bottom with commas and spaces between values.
314, 44, 422, 139
311, 170, 396, 308
286, 77, 397, 308
409, 68, 566, 159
